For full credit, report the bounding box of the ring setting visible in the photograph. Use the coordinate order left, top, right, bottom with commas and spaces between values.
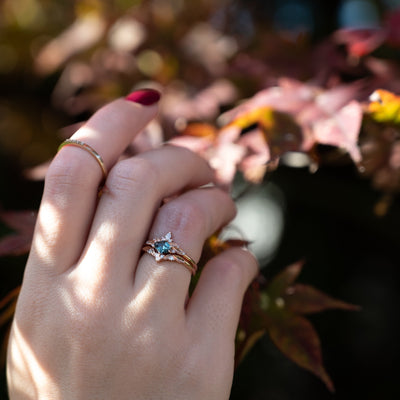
142, 232, 198, 275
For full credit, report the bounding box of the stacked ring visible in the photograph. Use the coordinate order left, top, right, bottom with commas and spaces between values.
142, 232, 198, 275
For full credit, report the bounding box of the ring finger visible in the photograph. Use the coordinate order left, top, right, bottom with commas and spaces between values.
133, 186, 236, 310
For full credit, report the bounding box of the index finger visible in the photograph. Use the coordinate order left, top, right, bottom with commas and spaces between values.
31, 90, 160, 272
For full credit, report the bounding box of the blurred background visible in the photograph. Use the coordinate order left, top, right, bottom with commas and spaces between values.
1, 0, 400, 399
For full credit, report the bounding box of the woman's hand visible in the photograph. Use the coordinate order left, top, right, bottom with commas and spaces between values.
6, 90, 258, 400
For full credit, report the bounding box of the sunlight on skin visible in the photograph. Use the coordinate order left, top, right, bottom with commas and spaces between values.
7, 323, 59, 399
70, 125, 110, 148
30, 202, 65, 268
30, 124, 107, 268
35, 212, 118, 304
71, 219, 119, 300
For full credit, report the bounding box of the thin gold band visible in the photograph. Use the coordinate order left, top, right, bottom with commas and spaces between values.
142, 245, 197, 275
177, 253, 198, 274
58, 139, 107, 181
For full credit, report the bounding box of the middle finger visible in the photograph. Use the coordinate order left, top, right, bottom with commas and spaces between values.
77, 146, 214, 284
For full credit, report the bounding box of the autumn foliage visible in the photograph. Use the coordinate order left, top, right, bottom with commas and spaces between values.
1, 1, 400, 398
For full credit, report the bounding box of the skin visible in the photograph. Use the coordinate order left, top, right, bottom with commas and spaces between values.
6, 95, 258, 400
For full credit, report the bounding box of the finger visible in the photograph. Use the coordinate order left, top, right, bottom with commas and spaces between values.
186, 247, 258, 342
31, 90, 160, 273
78, 146, 216, 286
132, 187, 237, 312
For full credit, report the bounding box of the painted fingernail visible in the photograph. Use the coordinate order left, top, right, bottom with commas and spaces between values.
125, 89, 161, 105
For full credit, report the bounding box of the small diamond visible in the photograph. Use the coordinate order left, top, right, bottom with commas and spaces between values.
154, 240, 171, 254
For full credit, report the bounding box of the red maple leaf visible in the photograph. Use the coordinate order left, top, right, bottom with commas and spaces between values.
0, 286, 20, 368
236, 262, 359, 392
385, 8, 400, 47
0, 210, 37, 257
333, 28, 387, 58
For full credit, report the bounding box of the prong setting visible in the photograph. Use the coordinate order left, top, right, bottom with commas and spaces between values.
142, 232, 197, 275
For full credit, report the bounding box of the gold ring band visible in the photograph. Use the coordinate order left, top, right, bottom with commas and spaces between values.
142, 232, 198, 275
58, 139, 107, 182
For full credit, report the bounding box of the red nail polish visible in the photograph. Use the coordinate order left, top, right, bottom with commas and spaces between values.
125, 89, 161, 105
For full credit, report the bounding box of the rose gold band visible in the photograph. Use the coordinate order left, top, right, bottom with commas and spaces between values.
142, 232, 198, 275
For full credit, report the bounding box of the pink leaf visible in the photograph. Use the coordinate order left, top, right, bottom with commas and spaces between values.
312, 100, 363, 163
238, 129, 271, 183
24, 161, 51, 181
208, 142, 246, 186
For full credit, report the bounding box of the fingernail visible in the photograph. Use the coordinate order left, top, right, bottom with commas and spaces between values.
125, 89, 161, 105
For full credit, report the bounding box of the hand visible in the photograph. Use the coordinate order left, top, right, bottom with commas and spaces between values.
6, 89, 258, 400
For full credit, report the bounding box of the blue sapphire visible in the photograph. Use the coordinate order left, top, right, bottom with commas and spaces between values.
154, 240, 171, 254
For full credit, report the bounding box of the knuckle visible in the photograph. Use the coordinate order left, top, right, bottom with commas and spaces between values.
162, 201, 206, 236
45, 152, 97, 195
213, 254, 247, 287
170, 145, 205, 165
108, 157, 159, 193
212, 248, 259, 290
